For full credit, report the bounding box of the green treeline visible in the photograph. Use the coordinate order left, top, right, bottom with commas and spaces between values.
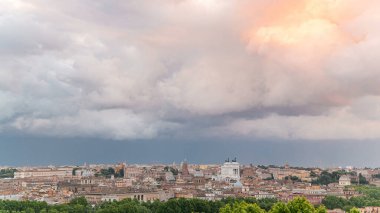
94, 167, 124, 178
0, 169, 17, 179
220, 197, 326, 213
0, 197, 329, 213
311, 170, 369, 186
3, 194, 379, 213
312, 170, 353, 185
323, 185, 380, 211
3, 185, 380, 212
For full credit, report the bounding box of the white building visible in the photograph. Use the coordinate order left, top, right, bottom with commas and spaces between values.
75, 169, 95, 177
0, 194, 22, 201
165, 172, 175, 181
254, 192, 276, 199
14, 168, 73, 179
220, 159, 240, 182
339, 175, 351, 186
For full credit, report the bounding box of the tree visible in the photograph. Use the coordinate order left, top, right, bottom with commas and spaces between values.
285, 176, 301, 182
219, 204, 232, 213
359, 174, 369, 185
246, 203, 266, 213
69, 196, 89, 207
315, 205, 327, 213
310, 171, 317, 177
170, 167, 179, 176
0, 168, 17, 178
257, 198, 278, 211
269, 202, 290, 213
219, 202, 265, 213
96, 167, 116, 178
349, 207, 360, 213
322, 196, 349, 210
115, 168, 124, 178
287, 197, 316, 213
25, 208, 35, 213
72, 167, 80, 176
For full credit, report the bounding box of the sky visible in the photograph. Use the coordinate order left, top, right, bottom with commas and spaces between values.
1, 0, 380, 166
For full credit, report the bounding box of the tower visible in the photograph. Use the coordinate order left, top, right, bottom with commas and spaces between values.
182, 160, 189, 176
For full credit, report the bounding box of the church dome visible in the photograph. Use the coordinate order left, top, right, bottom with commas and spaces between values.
233, 180, 243, 188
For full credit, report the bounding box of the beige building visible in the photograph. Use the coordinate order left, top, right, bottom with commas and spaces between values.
115, 179, 132, 188
85, 191, 162, 203
14, 168, 73, 179
339, 175, 351, 186
358, 206, 380, 213
270, 168, 310, 180
124, 167, 142, 179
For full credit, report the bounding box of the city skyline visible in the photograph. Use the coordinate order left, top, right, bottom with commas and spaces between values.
1, 0, 380, 167
1, 136, 380, 167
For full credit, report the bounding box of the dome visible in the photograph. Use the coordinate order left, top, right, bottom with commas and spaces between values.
233, 180, 243, 188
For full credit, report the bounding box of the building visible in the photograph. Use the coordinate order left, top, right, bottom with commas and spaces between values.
254, 192, 276, 199
85, 191, 161, 204
182, 161, 190, 176
0, 194, 22, 201
339, 175, 351, 186
115, 179, 132, 188
124, 167, 142, 179
270, 168, 310, 181
327, 209, 345, 213
357, 206, 380, 213
75, 169, 94, 177
220, 158, 240, 182
14, 168, 73, 179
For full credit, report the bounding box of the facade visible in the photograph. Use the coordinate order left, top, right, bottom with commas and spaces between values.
75, 169, 94, 177
182, 161, 190, 176
220, 159, 240, 182
124, 167, 142, 179
14, 168, 73, 179
358, 206, 380, 213
0, 194, 22, 201
339, 175, 351, 186
254, 192, 276, 199
115, 179, 132, 188
270, 168, 310, 181
85, 192, 161, 203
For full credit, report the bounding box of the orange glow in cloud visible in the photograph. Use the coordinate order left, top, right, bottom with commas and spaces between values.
255, 18, 340, 45
244, 0, 362, 59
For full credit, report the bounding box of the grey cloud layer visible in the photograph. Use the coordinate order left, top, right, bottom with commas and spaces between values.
1, 0, 380, 140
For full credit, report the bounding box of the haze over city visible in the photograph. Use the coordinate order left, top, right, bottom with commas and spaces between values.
1, 0, 380, 167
